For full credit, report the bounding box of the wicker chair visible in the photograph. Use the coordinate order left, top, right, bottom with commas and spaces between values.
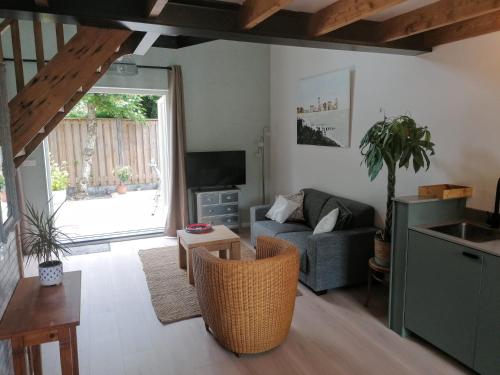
192, 236, 300, 355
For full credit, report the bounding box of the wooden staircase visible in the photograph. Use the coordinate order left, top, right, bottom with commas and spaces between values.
0, 20, 135, 167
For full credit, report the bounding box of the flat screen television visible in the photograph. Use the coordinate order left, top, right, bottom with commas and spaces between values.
186, 151, 246, 188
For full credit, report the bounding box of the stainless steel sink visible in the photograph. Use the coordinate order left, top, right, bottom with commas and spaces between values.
429, 222, 500, 243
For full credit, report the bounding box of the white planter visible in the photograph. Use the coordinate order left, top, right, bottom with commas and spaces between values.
39, 260, 64, 286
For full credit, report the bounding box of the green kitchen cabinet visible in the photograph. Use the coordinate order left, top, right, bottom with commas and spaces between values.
474, 253, 500, 374
406, 229, 500, 374
389, 196, 467, 334
406, 230, 483, 368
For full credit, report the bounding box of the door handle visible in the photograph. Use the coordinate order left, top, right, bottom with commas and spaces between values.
462, 251, 480, 260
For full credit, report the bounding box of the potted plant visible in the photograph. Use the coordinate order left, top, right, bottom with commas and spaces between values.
23, 202, 71, 286
360, 115, 435, 266
115, 165, 132, 194
0, 173, 6, 203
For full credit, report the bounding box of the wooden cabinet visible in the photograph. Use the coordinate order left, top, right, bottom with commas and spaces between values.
406, 230, 500, 374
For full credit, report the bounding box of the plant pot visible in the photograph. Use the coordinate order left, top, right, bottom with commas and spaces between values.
0, 191, 6, 203
116, 183, 127, 194
374, 238, 391, 267
39, 260, 64, 286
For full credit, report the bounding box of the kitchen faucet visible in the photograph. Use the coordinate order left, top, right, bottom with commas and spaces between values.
487, 177, 500, 229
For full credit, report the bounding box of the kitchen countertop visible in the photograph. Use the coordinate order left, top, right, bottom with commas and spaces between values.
411, 221, 500, 257
393, 195, 466, 204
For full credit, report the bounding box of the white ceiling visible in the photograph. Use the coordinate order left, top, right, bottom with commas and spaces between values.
221, 0, 439, 21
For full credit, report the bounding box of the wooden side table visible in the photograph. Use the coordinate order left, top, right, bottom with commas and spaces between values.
0, 271, 82, 375
177, 225, 241, 285
365, 257, 390, 307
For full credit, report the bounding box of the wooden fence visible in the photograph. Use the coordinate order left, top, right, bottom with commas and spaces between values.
48, 119, 160, 187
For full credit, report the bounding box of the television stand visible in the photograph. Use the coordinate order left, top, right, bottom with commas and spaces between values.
189, 187, 240, 231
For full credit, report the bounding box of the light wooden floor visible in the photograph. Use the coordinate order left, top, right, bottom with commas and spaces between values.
24, 233, 472, 375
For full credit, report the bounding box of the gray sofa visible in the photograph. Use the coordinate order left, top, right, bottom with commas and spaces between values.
250, 188, 377, 295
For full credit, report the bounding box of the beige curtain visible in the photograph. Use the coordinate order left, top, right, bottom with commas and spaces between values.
164, 65, 188, 237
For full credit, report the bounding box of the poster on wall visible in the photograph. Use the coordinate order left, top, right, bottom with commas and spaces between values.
297, 68, 351, 147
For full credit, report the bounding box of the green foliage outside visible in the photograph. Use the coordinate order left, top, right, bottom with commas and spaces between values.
141, 95, 160, 118
115, 166, 132, 183
297, 119, 340, 147
0, 173, 5, 192
50, 156, 69, 192
67, 94, 160, 120
360, 115, 435, 241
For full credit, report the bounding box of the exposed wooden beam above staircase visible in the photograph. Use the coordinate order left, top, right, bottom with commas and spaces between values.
8, 26, 132, 164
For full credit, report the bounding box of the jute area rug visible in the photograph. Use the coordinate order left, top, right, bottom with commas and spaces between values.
138, 243, 257, 325
139, 243, 301, 325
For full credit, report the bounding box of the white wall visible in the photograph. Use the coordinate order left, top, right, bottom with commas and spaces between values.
270, 32, 500, 226
174, 41, 270, 223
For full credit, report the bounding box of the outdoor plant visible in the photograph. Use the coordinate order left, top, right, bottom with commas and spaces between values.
22, 202, 71, 267
360, 115, 435, 242
50, 157, 70, 192
0, 173, 5, 192
115, 166, 132, 184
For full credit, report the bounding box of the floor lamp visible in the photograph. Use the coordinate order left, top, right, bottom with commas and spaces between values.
257, 126, 270, 205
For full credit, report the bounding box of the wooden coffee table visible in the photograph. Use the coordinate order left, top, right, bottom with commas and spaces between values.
177, 225, 241, 285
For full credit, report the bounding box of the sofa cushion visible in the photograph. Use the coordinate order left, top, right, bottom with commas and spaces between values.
275, 231, 312, 273
333, 195, 374, 228
302, 189, 332, 228
313, 208, 339, 234
319, 198, 352, 230
283, 190, 305, 222
252, 220, 311, 240
265, 195, 300, 223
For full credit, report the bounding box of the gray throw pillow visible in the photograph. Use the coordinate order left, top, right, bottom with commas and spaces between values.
318, 199, 352, 230
283, 191, 305, 222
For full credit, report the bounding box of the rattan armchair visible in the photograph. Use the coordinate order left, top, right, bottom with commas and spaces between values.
192, 236, 300, 355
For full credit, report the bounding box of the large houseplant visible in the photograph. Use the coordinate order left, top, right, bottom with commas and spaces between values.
23, 202, 71, 286
360, 115, 435, 266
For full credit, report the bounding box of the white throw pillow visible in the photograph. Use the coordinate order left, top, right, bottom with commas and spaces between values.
266, 196, 300, 224
313, 208, 339, 235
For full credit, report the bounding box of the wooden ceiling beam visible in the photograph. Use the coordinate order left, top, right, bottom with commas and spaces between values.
0, 0, 430, 55
377, 0, 500, 42
423, 9, 500, 47
148, 0, 169, 17
135, 1, 169, 56
309, 0, 404, 37
240, 0, 292, 29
